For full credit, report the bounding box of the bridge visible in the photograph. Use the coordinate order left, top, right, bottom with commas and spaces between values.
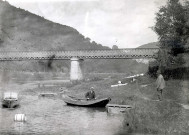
0, 48, 159, 80
0, 48, 158, 60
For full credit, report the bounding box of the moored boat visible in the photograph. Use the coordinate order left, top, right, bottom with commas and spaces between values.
62, 95, 111, 107
2, 92, 19, 108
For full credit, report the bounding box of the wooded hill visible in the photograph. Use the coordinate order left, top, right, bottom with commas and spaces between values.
0, 1, 110, 51
0, 1, 154, 74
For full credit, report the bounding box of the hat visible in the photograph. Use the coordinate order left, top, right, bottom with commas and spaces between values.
90, 87, 94, 90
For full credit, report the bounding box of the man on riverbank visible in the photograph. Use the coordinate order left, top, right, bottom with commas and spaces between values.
156, 70, 165, 101
85, 87, 96, 100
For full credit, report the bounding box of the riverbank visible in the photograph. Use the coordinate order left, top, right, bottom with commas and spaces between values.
60, 75, 189, 135
15, 74, 189, 134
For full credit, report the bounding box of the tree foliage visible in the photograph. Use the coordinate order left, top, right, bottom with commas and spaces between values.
112, 45, 119, 49
154, 0, 189, 55
149, 0, 189, 77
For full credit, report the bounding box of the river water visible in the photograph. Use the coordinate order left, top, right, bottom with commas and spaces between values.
0, 81, 125, 135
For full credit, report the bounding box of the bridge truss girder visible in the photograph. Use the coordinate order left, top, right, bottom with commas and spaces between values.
0, 48, 159, 61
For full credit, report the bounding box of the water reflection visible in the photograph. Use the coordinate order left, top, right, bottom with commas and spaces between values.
0, 82, 124, 135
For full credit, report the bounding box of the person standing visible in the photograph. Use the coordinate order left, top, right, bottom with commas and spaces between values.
156, 70, 165, 101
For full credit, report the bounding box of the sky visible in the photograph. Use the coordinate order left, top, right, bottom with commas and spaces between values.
5, 0, 167, 48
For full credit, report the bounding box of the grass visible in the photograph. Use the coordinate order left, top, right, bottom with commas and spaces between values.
61, 74, 189, 135
16, 73, 189, 134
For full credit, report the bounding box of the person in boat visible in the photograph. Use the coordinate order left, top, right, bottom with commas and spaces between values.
85, 87, 96, 100
156, 70, 165, 101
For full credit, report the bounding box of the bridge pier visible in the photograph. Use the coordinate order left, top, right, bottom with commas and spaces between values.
70, 57, 84, 81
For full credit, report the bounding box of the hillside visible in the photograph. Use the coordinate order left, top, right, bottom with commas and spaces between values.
0, 1, 109, 51
138, 42, 159, 48
0, 1, 153, 74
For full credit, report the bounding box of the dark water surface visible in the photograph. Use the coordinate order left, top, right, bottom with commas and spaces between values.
0, 82, 124, 135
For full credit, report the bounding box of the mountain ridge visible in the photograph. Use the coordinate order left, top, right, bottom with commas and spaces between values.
0, 0, 155, 74
0, 0, 110, 51
138, 42, 159, 49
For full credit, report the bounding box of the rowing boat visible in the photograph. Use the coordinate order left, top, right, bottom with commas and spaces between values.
2, 92, 19, 108
62, 95, 111, 107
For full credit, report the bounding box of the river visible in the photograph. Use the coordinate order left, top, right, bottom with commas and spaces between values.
0, 80, 125, 135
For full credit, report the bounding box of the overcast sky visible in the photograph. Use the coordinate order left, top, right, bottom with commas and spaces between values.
6, 0, 166, 48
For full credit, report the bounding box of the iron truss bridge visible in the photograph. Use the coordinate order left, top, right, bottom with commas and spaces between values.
0, 48, 159, 61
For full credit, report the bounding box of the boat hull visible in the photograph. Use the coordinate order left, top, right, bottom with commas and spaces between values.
63, 95, 110, 107
2, 99, 19, 108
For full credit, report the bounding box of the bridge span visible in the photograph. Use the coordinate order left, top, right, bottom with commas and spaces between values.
0, 48, 159, 80
0, 48, 158, 60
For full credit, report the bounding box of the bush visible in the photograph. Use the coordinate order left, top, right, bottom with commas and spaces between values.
164, 67, 189, 79
148, 61, 159, 78
148, 58, 189, 80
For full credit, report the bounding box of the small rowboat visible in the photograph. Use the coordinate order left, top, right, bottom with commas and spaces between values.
62, 95, 111, 107
2, 92, 19, 108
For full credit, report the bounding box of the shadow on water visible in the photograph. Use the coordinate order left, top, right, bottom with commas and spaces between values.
66, 105, 107, 113
1, 105, 20, 110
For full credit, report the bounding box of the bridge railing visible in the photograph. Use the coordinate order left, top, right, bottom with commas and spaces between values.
0, 48, 159, 60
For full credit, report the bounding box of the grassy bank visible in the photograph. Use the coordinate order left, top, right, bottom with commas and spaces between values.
19, 73, 189, 134
62, 75, 189, 134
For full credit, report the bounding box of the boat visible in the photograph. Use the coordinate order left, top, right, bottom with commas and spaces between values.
62, 95, 111, 107
2, 92, 19, 108
38, 93, 56, 97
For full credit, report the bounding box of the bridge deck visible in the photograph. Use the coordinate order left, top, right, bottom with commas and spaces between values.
0, 48, 159, 60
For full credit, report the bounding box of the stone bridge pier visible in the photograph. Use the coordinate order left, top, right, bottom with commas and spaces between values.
70, 57, 84, 81
0, 49, 159, 81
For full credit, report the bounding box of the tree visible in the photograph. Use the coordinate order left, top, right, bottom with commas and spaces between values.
154, 0, 188, 55
112, 45, 119, 49
153, 0, 189, 71
183, 1, 189, 51
149, 0, 189, 77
